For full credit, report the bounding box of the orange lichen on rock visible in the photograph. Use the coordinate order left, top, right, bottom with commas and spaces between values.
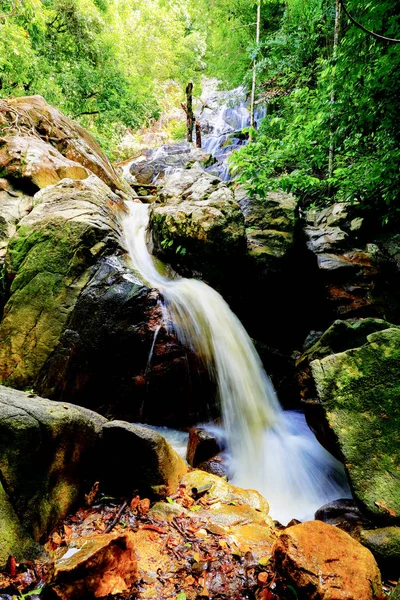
51, 532, 137, 599
272, 520, 382, 600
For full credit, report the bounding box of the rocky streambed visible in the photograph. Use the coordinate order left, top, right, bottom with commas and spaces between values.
0, 96, 399, 598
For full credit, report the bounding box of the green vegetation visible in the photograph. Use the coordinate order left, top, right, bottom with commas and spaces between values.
0, 0, 205, 155
226, 0, 400, 220
1, 0, 399, 218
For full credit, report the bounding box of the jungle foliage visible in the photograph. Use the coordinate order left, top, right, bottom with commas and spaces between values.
0, 0, 205, 153
225, 0, 400, 218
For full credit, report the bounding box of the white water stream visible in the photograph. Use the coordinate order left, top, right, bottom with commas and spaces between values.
122, 203, 351, 524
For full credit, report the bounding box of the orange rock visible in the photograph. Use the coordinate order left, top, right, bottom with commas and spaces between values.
272, 520, 382, 600
51, 532, 137, 599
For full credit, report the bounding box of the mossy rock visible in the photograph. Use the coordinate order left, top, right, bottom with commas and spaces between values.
0, 176, 120, 389
0, 385, 106, 543
0, 480, 39, 567
311, 328, 400, 523
359, 526, 400, 576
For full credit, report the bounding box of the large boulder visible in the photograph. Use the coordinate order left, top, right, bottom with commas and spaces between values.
100, 421, 187, 499
0, 385, 106, 560
296, 318, 397, 454
272, 520, 381, 600
310, 327, 400, 523
36, 255, 213, 425
2, 95, 129, 193
0, 175, 123, 389
149, 164, 246, 282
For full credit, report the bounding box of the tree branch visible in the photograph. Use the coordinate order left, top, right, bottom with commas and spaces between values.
340, 0, 400, 44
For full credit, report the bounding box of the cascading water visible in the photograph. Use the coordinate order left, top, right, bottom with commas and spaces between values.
200, 83, 267, 181
122, 202, 351, 524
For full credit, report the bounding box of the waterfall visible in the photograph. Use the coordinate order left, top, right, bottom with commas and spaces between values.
122, 202, 351, 524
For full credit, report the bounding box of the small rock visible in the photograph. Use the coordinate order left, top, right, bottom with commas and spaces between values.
51, 532, 137, 599
272, 520, 382, 600
197, 453, 230, 479
186, 427, 224, 467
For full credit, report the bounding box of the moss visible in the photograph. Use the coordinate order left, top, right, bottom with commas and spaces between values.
311, 328, 400, 522
0, 218, 103, 387
0, 480, 36, 566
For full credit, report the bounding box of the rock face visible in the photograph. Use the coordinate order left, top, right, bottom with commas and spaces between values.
129, 143, 211, 184
0, 385, 106, 561
296, 317, 396, 454
0, 176, 122, 389
35, 255, 211, 425
236, 187, 298, 275
310, 327, 400, 523
2, 95, 128, 193
150, 164, 246, 282
100, 421, 187, 499
272, 520, 382, 600
304, 202, 400, 320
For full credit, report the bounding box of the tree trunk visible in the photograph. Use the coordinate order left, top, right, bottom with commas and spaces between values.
249, 0, 261, 141
328, 0, 341, 182
185, 82, 194, 143
195, 120, 202, 148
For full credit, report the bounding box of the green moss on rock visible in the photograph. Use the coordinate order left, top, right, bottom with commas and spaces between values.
311, 328, 400, 523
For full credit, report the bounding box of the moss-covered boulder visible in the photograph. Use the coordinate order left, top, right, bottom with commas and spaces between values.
0, 385, 106, 552
359, 526, 400, 576
235, 187, 298, 274
311, 327, 400, 523
149, 164, 245, 282
0, 175, 122, 389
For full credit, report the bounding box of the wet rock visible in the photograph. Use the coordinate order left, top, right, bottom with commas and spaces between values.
359, 526, 400, 576
315, 499, 373, 535
100, 421, 187, 499
51, 532, 137, 599
236, 187, 298, 275
272, 520, 382, 600
311, 327, 400, 523
37, 256, 214, 425
197, 453, 230, 479
150, 164, 245, 282
179, 470, 278, 561
0, 385, 105, 547
186, 427, 224, 467
304, 202, 400, 320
